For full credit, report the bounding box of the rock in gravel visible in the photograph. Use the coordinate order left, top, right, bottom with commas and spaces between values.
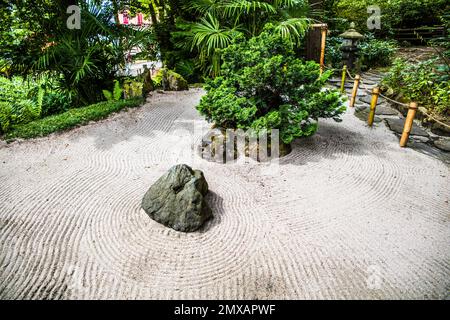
142, 164, 212, 232
384, 118, 429, 137
434, 137, 450, 152
355, 103, 398, 116
360, 95, 385, 105
431, 122, 450, 137
354, 109, 382, 123
374, 103, 399, 116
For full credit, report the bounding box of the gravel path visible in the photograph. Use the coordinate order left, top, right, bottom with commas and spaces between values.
0, 89, 449, 299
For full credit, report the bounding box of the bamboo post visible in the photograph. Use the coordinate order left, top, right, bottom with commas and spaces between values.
400, 102, 418, 147
340, 65, 347, 93
349, 75, 360, 107
319, 25, 327, 74
367, 87, 380, 126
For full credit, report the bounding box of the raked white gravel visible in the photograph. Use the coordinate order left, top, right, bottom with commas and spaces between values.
0, 89, 449, 299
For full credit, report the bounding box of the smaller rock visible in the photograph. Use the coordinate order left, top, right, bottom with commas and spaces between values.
354, 109, 382, 123
384, 118, 429, 137
360, 95, 385, 105
156, 68, 189, 91
434, 137, 450, 152
355, 103, 398, 116
344, 83, 354, 89
374, 103, 399, 116
361, 75, 382, 83
431, 122, 450, 137
355, 104, 368, 112
412, 136, 431, 143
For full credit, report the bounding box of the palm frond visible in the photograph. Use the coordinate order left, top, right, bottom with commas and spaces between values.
191, 13, 234, 56
274, 17, 310, 44
186, 0, 224, 16
222, 0, 276, 19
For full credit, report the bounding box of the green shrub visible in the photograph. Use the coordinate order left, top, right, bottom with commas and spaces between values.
0, 76, 44, 126
197, 27, 346, 145
332, 0, 448, 34
325, 35, 397, 70
2, 97, 143, 140
102, 80, 123, 101
174, 60, 196, 81
123, 80, 144, 98
0, 102, 12, 134
325, 36, 343, 68
0, 76, 32, 104
358, 35, 397, 69
41, 92, 72, 117
383, 58, 450, 115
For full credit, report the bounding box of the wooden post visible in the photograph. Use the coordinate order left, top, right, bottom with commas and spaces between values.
319, 25, 327, 74
367, 87, 380, 126
349, 75, 360, 107
400, 102, 418, 147
340, 65, 347, 93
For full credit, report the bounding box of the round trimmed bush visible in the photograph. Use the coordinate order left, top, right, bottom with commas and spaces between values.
197, 26, 346, 145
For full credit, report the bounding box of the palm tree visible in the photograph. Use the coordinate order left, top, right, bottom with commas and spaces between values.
35, 2, 155, 105
190, 13, 239, 76
181, 0, 312, 77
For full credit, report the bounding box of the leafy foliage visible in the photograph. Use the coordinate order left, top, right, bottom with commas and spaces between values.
2, 1, 155, 106
357, 35, 397, 69
325, 36, 343, 68
41, 92, 72, 117
39, 3, 154, 105
174, 0, 311, 77
123, 80, 144, 98
3, 97, 143, 140
382, 58, 450, 115
325, 35, 397, 70
103, 80, 123, 101
0, 76, 44, 133
197, 28, 346, 144
331, 0, 448, 34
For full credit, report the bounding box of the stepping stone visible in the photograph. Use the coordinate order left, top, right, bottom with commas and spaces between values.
344, 83, 354, 89
433, 137, 450, 152
354, 103, 398, 116
363, 71, 385, 78
384, 118, 429, 137
412, 136, 431, 143
360, 78, 377, 85
360, 95, 385, 104
354, 109, 382, 123
355, 104, 368, 112
374, 103, 399, 116
344, 89, 365, 97
431, 122, 450, 137
362, 75, 382, 82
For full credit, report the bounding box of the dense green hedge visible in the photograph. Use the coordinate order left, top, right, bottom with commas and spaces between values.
2, 97, 143, 140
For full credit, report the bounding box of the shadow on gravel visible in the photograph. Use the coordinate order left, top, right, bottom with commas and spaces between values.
197, 191, 225, 233
279, 121, 369, 167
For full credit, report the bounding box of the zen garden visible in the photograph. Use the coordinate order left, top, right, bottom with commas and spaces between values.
0, 0, 449, 301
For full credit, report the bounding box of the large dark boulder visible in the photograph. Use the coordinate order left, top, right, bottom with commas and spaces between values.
141, 164, 212, 232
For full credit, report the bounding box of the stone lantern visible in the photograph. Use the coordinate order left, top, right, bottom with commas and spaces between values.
339, 22, 364, 70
